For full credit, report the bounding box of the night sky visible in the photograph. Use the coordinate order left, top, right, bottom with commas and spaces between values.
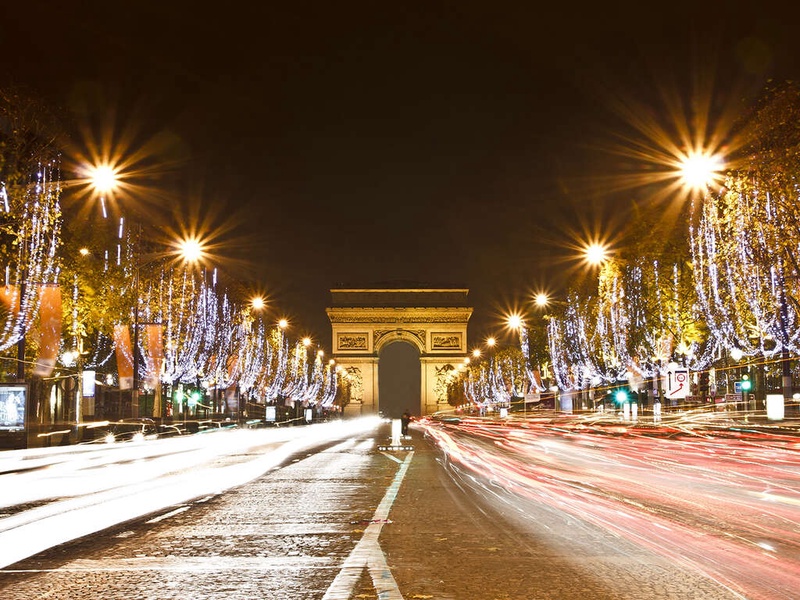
1, 1, 799, 351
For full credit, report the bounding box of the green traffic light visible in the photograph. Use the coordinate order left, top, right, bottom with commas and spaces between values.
614, 390, 629, 403
741, 374, 752, 391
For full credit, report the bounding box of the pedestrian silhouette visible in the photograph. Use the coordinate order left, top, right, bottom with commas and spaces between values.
401, 410, 412, 436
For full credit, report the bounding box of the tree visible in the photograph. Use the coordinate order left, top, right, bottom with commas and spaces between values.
691, 82, 800, 398
0, 87, 65, 376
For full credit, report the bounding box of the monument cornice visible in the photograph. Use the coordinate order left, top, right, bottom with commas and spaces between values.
326, 306, 473, 324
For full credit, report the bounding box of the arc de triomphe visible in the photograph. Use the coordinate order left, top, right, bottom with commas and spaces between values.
326, 287, 472, 417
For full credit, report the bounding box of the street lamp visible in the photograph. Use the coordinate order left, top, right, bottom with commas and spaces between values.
86, 163, 141, 418
677, 150, 724, 194
177, 237, 205, 264
137, 235, 207, 422
251, 296, 265, 311
507, 314, 523, 331
87, 163, 119, 219
583, 243, 609, 267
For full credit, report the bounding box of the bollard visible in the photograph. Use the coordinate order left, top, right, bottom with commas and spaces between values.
391, 419, 402, 446
766, 394, 784, 421
378, 418, 413, 451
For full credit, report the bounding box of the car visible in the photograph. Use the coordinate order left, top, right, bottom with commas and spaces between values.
156, 424, 184, 438
196, 419, 238, 433
80, 419, 160, 444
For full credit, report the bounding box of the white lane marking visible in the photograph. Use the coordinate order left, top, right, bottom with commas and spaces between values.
380, 452, 404, 464
144, 505, 191, 524
323, 451, 414, 600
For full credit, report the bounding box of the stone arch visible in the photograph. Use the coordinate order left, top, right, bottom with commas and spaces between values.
327, 287, 472, 417
373, 328, 425, 354
378, 339, 421, 418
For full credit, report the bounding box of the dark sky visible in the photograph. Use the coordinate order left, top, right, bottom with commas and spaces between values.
1, 1, 799, 350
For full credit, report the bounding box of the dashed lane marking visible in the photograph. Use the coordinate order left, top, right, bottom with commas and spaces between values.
145, 505, 191, 524
322, 451, 414, 600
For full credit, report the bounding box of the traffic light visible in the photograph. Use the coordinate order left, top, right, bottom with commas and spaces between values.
741, 373, 752, 392
614, 389, 630, 404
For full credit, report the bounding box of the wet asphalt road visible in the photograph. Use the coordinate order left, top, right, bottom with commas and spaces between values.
0, 421, 745, 599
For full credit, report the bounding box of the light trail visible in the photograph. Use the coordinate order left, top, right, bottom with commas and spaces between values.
0, 417, 383, 569
420, 416, 800, 600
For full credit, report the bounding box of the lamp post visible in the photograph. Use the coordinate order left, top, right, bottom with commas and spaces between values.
583, 242, 609, 268
507, 312, 535, 415
131, 233, 206, 422
87, 164, 139, 418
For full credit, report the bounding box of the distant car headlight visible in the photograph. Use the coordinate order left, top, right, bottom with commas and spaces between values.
132, 432, 146, 443
104, 433, 116, 444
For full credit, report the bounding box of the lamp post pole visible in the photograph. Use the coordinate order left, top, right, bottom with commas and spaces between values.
132, 222, 142, 419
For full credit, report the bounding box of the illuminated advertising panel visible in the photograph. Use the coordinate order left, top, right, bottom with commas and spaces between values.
0, 385, 26, 431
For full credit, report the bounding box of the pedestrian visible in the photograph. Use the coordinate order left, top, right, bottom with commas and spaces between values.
401, 409, 412, 436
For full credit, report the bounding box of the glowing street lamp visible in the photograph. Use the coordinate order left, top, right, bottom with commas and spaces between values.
677, 150, 724, 193
534, 293, 549, 308
177, 237, 206, 264
87, 163, 121, 219
88, 164, 118, 193
141, 235, 208, 421
507, 314, 523, 331
583, 243, 609, 266
251, 296, 265, 311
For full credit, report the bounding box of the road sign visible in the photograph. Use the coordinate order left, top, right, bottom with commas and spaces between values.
665, 366, 689, 399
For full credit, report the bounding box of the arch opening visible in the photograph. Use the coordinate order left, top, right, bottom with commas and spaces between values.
378, 341, 420, 418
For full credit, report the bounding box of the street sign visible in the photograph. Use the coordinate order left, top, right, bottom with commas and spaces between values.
665, 365, 689, 399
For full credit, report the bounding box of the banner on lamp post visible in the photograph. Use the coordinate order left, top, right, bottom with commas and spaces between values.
0, 285, 19, 316
144, 323, 164, 419
144, 324, 164, 389
34, 284, 61, 377
114, 325, 134, 390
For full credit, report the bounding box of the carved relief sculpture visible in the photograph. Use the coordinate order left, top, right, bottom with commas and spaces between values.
434, 364, 455, 403
346, 366, 364, 402
431, 332, 462, 350
337, 333, 368, 350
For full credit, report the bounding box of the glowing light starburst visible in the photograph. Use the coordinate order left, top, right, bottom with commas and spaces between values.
675, 150, 725, 193
88, 164, 119, 194
178, 237, 205, 263
507, 314, 523, 330
584, 242, 609, 266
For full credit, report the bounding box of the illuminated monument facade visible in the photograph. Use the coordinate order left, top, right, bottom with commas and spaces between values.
326, 287, 472, 416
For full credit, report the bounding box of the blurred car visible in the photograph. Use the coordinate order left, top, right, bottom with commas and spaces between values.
106, 419, 159, 443
429, 413, 461, 424
79, 419, 159, 444
196, 419, 238, 433
156, 424, 184, 439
